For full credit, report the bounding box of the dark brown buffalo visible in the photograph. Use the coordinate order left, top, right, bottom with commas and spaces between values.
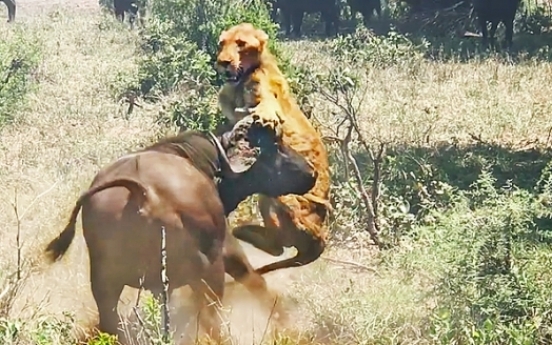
273, 0, 340, 37
2, 0, 15, 22
473, 0, 520, 49
44, 116, 317, 344
114, 0, 145, 27
347, 0, 381, 27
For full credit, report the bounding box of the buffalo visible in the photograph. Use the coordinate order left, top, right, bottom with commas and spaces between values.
2, 0, 15, 22
473, 0, 520, 49
114, 0, 144, 27
273, 0, 340, 37
44, 116, 317, 344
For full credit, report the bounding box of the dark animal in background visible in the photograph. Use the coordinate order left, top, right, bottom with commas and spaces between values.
113, 0, 144, 27
473, 0, 520, 49
347, 0, 381, 26
43, 116, 316, 344
2, 0, 15, 22
265, 0, 279, 23
274, 0, 340, 37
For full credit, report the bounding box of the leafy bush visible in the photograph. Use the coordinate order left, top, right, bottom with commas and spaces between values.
121, 0, 304, 132
0, 29, 41, 127
330, 26, 428, 68
427, 169, 552, 344
0, 315, 75, 345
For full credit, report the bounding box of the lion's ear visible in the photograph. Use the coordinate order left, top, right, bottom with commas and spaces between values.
254, 29, 269, 50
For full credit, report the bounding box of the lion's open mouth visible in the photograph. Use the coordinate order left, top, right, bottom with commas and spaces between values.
225, 67, 244, 84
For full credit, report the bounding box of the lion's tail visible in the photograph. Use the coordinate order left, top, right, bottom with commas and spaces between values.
44, 178, 149, 263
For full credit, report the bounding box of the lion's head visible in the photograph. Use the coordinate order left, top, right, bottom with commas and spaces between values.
215, 23, 269, 86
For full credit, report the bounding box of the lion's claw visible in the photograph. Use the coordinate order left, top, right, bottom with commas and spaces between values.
251, 113, 282, 131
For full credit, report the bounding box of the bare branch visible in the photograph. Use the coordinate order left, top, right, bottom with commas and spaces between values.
160, 225, 170, 342
259, 295, 279, 344
321, 256, 381, 276
371, 143, 386, 220
10, 181, 60, 281
341, 123, 382, 247
131, 277, 156, 344
317, 75, 386, 248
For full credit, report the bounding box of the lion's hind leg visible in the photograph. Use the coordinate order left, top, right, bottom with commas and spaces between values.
233, 195, 327, 275
232, 195, 288, 257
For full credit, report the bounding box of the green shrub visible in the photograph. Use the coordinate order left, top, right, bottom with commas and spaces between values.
0, 315, 75, 345
426, 169, 552, 344
0, 29, 41, 127
122, 0, 304, 132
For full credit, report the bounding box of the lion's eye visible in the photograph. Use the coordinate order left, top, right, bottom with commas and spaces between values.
236, 40, 246, 48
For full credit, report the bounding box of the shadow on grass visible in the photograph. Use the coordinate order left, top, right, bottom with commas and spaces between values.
328, 140, 552, 233
349, 140, 552, 194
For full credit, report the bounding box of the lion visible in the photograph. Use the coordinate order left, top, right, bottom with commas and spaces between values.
215, 22, 332, 275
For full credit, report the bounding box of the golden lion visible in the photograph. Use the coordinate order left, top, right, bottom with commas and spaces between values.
215, 22, 332, 274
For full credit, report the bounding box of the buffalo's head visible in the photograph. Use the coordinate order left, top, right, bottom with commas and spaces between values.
211, 116, 317, 215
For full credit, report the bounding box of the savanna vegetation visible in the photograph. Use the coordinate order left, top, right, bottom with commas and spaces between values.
2, 0, 552, 344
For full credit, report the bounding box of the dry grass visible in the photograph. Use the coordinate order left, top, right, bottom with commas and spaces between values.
0, 4, 159, 335
285, 39, 552, 147
1, 3, 552, 345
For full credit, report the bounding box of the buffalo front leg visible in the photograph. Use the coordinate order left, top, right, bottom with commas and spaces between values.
90, 265, 125, 343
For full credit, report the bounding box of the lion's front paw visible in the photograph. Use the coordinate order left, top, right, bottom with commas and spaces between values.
250, 105, 283, 131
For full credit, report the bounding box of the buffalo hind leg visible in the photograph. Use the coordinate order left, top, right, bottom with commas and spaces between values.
488, 21, 499, 50
90, 266, 125, 344
503, 19, 514, 51
223, 234, 288, 324
189, 258, 225, 343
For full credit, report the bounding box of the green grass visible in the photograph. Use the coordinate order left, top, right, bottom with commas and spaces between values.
1, 2, 552, 345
